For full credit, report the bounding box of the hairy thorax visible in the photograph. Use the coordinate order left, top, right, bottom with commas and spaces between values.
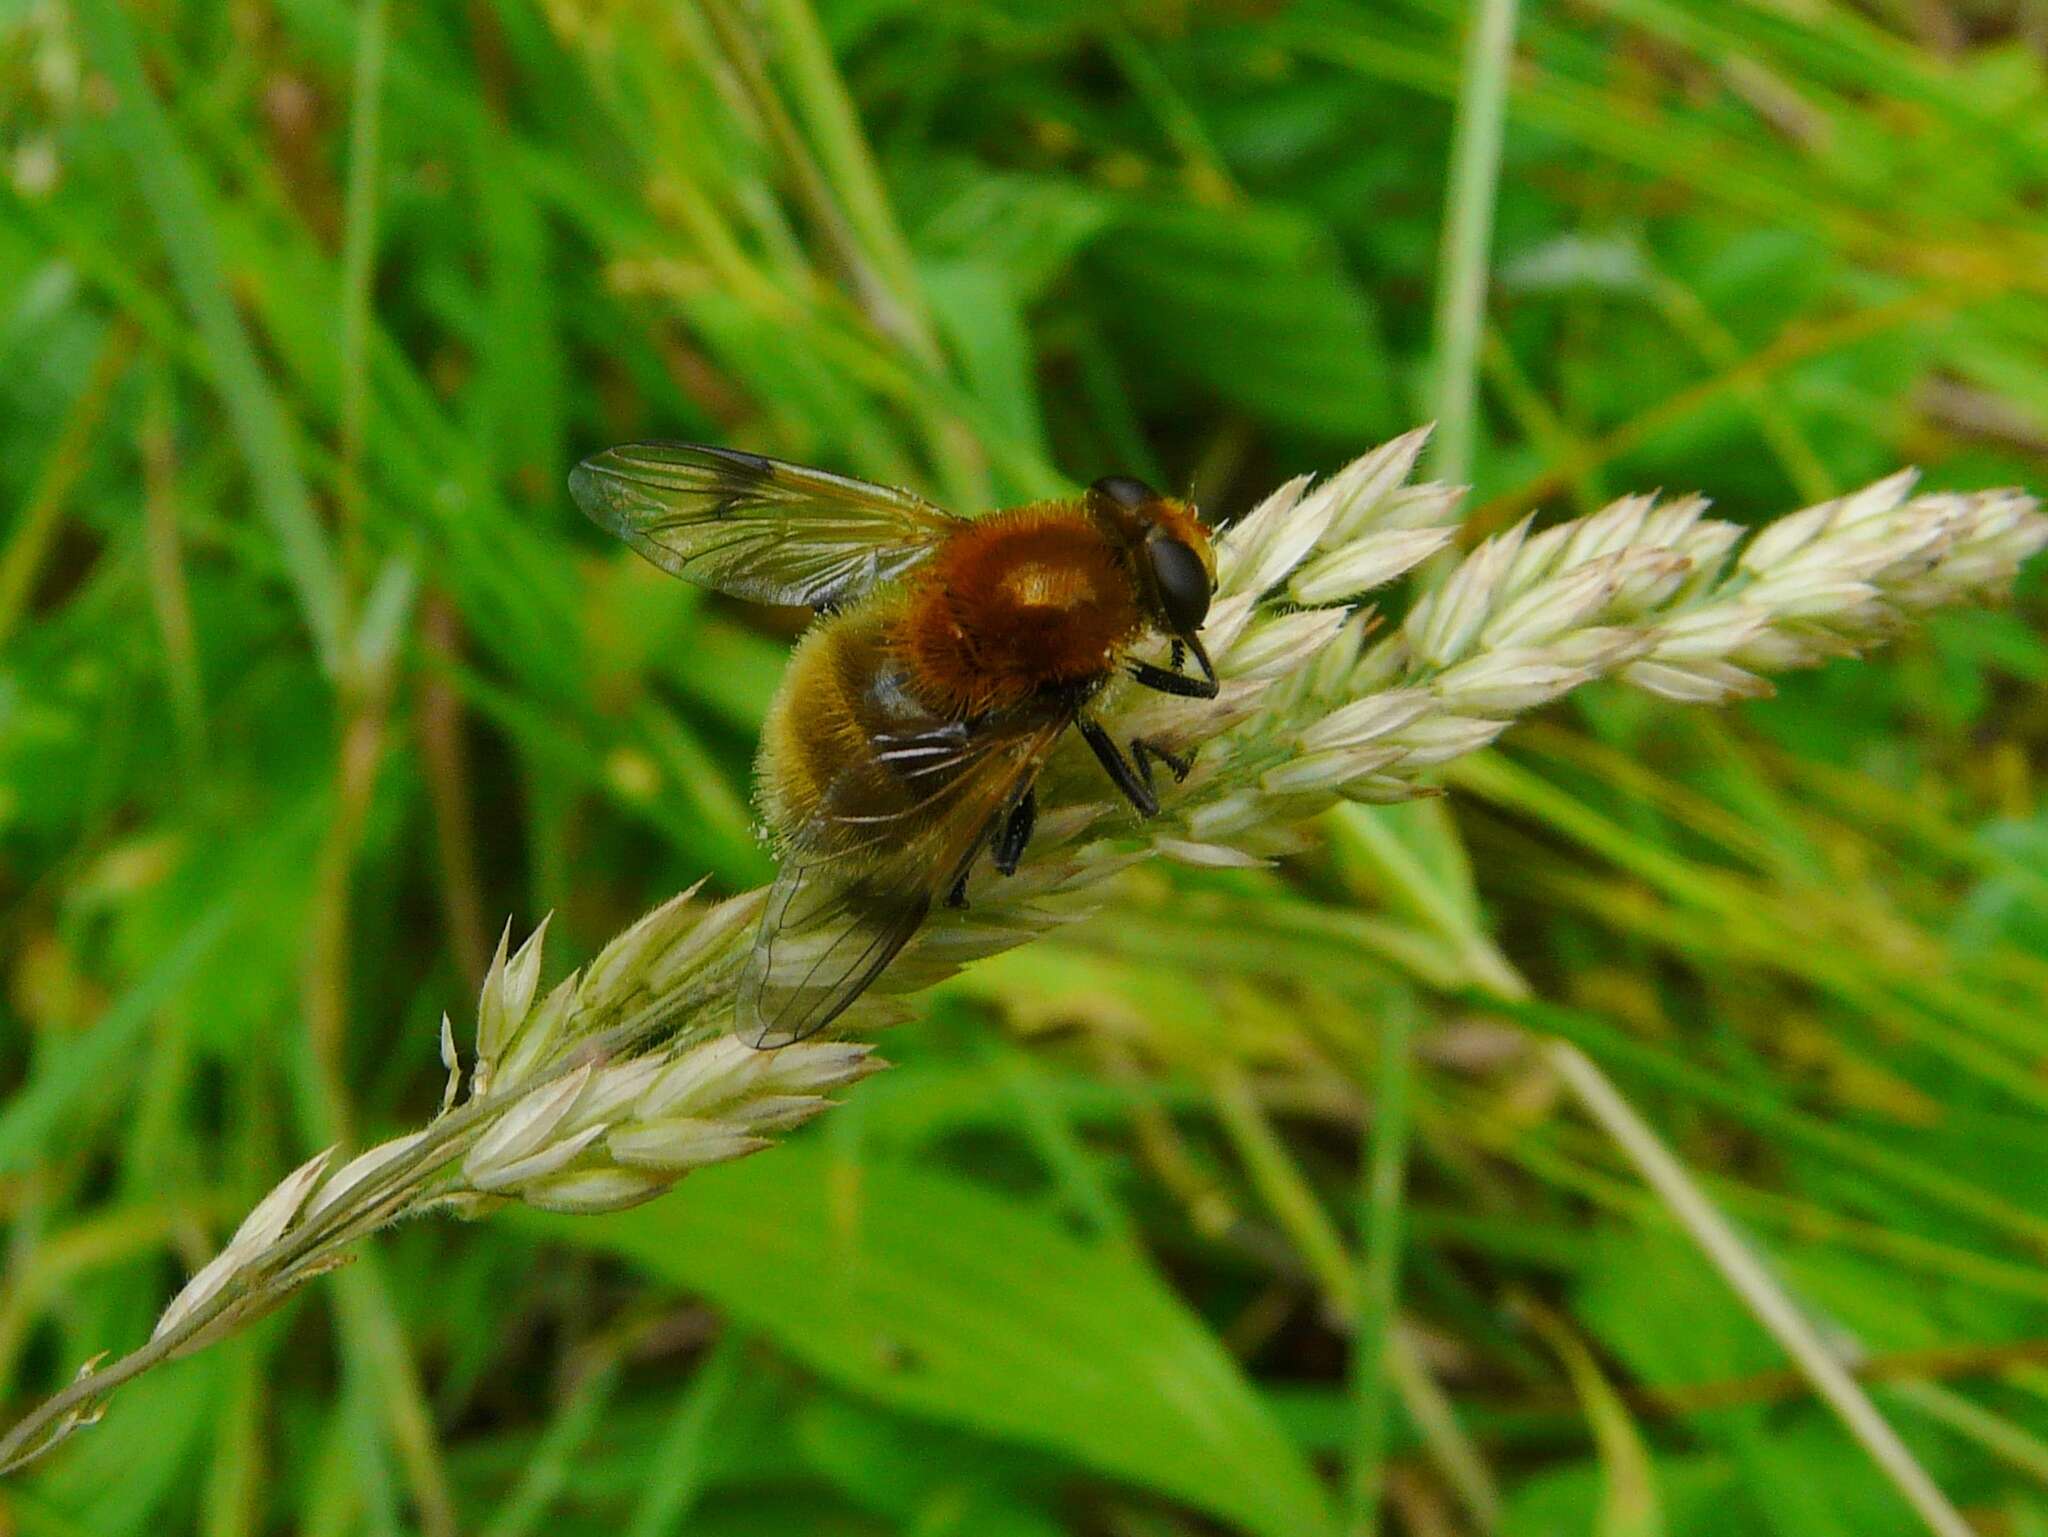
892, 506, 1144, 718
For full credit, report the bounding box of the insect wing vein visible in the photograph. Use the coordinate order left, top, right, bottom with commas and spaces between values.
736, 710, 1069, 1045
569, 441, 960, 608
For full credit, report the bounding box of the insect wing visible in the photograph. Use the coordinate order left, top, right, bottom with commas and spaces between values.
735, 863, 930, 1050
736, 713, 1069, 1047
569, 441, 960, 608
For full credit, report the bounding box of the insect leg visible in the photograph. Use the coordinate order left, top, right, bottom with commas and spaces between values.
1127, 660, 1218, 699
1131, 739, 1193, 791
1077, 716, 1159, 818
945, 869, 972, 909
994, 786, 1037, 875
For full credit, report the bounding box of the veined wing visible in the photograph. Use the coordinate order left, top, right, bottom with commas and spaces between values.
736, 709, 1071, 1048
568, 441, 960, 608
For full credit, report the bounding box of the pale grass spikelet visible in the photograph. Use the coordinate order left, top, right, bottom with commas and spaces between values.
608, 1118, 770, 1172
1260, 747, 1401, 798
5, 428, 2040, 1474
1369, 479, 1469, 533
467, 1123, 611, 1194
474, 921, 516, 1061
1225, 607, 1355, 678
637, 1035, 770, 1119
1431, 652, 1592, 716
152, 1147, 334, 1342
1218, 474, 1315, 598
1182, 790, 1265, 843
1625, 657, 1775, 704
1540, 626, 1650, 674
1299, 688, 1434, 754
306, 1132, 427, 1223
1290, 526, 1457, 607
1193, 590, 1259, 658
635, 888, 764, 994
1319, 426, 1436, 541
476, 913, 548, 1064
574, 878, 709, 1012
461, 1062, 596, 1189
1381, 714, 1511, 767
1154, 836, 1274, 869
1405, 519, 1529, 667
560, 1055, 669, 1131
485, 974, 577, 1096
520, 1167, 674, 1215
438, 1014, 460, 1115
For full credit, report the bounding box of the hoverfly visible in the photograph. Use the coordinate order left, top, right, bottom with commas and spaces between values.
569, 443, 1220, 1047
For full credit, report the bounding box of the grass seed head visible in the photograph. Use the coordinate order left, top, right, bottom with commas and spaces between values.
16, 432, 2040, 1475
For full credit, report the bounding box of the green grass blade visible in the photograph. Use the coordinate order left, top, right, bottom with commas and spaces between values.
1347, 995, 1416, 1537
71, 0, 349, 675
624, 1334, 747, 1537
1428, 0, 1521, 484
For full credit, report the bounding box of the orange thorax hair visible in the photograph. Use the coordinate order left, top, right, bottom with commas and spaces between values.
892, 503, 1146, 718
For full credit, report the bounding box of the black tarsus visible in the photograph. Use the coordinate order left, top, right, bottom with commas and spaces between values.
1132, 738, 1193, 792
1170, 638, 1186, 671
1127, 660, 1215, 699
1078, 716, 1158, 818
1128, 630, 1218, 700
945, 869, 971, 909
994, 787, 1037, 876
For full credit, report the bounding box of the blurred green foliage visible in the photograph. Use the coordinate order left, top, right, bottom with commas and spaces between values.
4, 0, 2048, 1533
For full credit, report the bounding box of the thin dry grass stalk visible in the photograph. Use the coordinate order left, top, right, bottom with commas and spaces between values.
2, 427, 2040, 1474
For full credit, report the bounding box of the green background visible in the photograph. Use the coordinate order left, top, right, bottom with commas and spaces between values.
5, 0, 2048, 1532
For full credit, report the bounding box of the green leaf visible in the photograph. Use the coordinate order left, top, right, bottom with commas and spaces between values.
518, 1146, 1333, 1537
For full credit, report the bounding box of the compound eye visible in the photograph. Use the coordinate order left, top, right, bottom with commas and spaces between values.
1148, 536, 1212, 634
1090, 474, 1157, 511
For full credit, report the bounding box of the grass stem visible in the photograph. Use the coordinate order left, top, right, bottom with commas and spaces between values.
1428, 0, 1521, 485
337, 0, 391, 583
1547, 1040, 1976, 1537
1347, 997, 1415, 1536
